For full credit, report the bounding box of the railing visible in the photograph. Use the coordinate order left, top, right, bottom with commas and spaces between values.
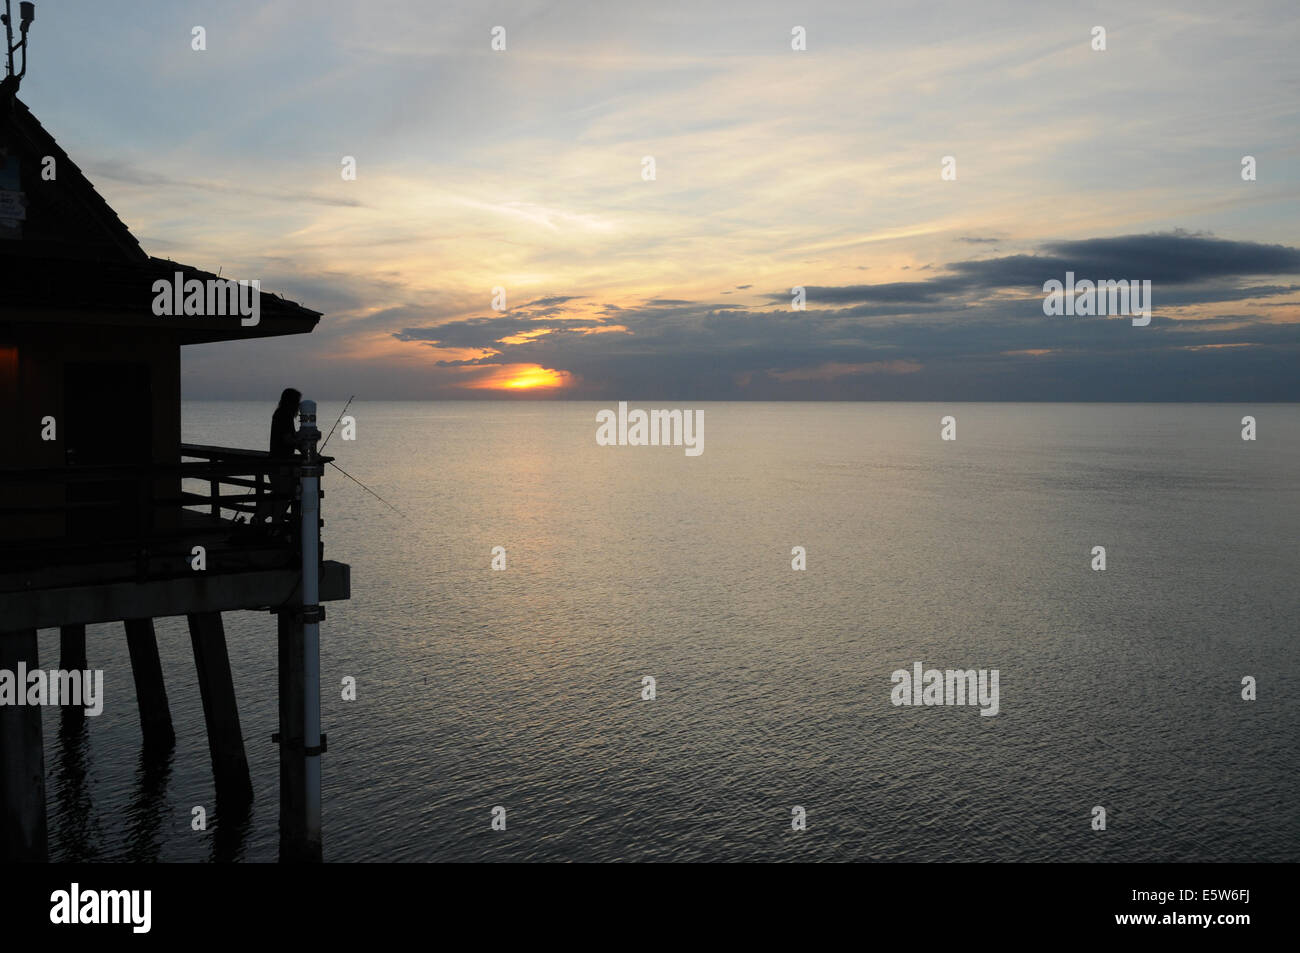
180, 443, 290, 522
0, 444, 329, 590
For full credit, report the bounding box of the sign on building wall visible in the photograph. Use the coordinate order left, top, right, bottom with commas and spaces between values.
0, 154, 24, 237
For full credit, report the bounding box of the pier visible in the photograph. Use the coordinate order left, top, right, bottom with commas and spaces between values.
0, 445, 351, 861
0, 61, 351, 862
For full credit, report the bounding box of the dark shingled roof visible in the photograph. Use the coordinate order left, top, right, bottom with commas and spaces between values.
0, 77, 320, 342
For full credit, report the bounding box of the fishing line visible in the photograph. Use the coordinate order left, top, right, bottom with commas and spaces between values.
327, 459, 405, 517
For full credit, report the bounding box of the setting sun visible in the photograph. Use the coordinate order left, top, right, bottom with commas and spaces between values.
465, 364, 572, 390
505, 367, 564, 389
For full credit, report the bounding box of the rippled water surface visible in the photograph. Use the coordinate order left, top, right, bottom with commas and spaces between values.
40, 402, 1300, 862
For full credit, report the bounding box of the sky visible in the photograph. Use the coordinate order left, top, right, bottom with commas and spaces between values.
14, 0, 1300, 399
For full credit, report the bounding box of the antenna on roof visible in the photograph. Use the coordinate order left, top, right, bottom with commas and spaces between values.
2, 1, 35, 85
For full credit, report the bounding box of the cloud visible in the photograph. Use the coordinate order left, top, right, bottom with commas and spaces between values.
364, 231, 1300, 399
394, 314, 621, 353
952, 233, 1300, 287
86, 158, 366, 208
47, 1, 1293, 401
521, 295, 583, 308
760, 233, 1300, 311
769, 360, 924, 382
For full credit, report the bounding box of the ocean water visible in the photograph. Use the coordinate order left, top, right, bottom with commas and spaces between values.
38, 402, 1300, 862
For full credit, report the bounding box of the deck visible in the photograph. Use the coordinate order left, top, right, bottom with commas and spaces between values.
0, 443, 350, 627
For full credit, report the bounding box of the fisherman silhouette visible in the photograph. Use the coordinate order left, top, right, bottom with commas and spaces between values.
266, 387, 302, 528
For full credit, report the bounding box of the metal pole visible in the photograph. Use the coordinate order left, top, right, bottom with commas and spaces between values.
3, 2, 14, 80
297, 398, 323, 858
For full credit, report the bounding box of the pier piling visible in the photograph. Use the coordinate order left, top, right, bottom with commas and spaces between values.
59, 623, 87, 671
277, 608, 309, 860
0, 629, 48, 862
298, 400, 324, 862
274, 398, 326, 862
59, 623, 88, 730
188, 611, 254, 806
124, 617, 176, 750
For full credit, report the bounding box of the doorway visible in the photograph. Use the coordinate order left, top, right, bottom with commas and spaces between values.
63, 361, 154, 543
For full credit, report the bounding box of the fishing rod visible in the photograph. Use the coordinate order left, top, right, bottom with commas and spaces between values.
320, 395, 355, 452
327, 459, 405, 517
312, 395, 403, 516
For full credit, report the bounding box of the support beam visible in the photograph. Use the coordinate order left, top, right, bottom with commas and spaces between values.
124, 618, 175, 750
0, 629, 48, 862
187, 611, 253, 805
1, 561, 351, 632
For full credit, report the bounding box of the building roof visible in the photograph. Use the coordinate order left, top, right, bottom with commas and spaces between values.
0, 253, 322, 343
0, 78, 321, 343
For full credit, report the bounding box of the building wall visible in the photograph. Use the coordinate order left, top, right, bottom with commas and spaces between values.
0, 322, 180, 541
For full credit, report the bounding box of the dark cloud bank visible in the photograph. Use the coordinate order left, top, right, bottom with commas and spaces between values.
381, 234, 1300, 401
185, 233, 1300, 400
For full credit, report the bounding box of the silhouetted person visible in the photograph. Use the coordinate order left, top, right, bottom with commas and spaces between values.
267, 387, 301, 527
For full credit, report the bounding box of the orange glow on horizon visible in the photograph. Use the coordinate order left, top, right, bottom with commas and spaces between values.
466, 364, 573, 390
